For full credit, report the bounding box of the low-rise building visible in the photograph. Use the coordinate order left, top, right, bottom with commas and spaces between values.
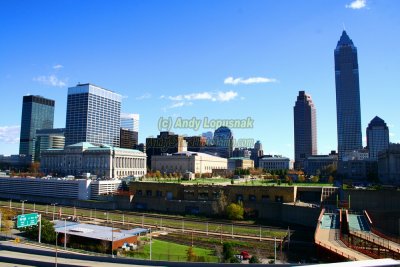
151, 151, 227, 174
0, 176, 122, 200
41, 142, 147, 179
378, 144, 400, 185
54, 221, 147, 252
259, 155, 291, 170
228, 157, 254, 171
304, 154, 338, 176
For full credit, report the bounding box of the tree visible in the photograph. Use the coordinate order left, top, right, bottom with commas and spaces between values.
22, 218, 56, 244
186, 246, 197, 262
298, 175, 306, 183
311, 175, 320, 183
328, 175, 334, 184
222, 242, 235, 262
249, 256, 261, 263
0, 208, 16, 232
155, 171, 161, 179
217, 190, 228, 214
226, 203, 244, 220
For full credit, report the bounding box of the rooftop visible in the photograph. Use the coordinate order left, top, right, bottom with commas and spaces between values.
54, 221, 148, 242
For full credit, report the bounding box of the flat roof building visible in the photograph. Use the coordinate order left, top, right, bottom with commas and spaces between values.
0, 176, 122, 200
65, 83, 122, 147
151, 151, 227, 174
259, 155, 292, 171
41, 142, 146, 179
19, 95, 55, 161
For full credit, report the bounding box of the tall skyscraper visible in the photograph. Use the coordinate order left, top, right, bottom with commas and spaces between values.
367, 116, 389, 160
293, 91, 317, 169
65, 83, 122, 147
19, 95, 55, 160
335, 31, 363, 160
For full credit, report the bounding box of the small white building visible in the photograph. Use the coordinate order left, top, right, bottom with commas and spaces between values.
41, 142, 147, 179
151, 151, 227, 174
259, 155, 292, 170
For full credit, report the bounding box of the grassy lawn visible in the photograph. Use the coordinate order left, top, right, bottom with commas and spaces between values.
142, 178, 231, 185
129, 239, 218, 262
235, 180, 333, 187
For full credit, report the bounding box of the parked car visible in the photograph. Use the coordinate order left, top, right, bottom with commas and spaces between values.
240, 251, 251, 260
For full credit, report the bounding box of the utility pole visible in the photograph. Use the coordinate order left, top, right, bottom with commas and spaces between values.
274, 237, 277, 263
51, 203, 57, 221
55, 231, 58, 267
38, 214, 42, 243
20, 200, 27, 214
0, 212, 2, 233
111, 220, 114, 258
64, 218, 67, 249
149, 227, 152, 260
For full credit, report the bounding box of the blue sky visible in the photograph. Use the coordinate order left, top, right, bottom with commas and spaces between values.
0, 0, 399, 158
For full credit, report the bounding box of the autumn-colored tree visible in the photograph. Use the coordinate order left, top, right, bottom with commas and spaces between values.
226, 202, 244, 220
186, 246, 197, 262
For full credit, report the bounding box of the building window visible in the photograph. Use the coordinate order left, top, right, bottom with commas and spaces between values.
261, 195, 270, 202
156, 190, 162, 197
136, 190, 142, 196
275, 196, 283, 203
236, 194, 243, 202
146, 190, 152, 197
249, 195, 256, 202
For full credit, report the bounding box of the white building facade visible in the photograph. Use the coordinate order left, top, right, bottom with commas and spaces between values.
151, 151, 227, 174
259, 155, 292, 170
0, 176, 122, 200
41, 142, 147, 179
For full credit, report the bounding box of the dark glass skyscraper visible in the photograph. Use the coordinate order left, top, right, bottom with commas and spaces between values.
65, 83, 122, 147
294, 91, 317, 169
19, 95, 55, 160
335, 31, 362, 160
367, 116, 389, 160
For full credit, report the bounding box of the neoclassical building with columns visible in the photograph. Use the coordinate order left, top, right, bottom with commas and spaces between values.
41, 142, 147, 178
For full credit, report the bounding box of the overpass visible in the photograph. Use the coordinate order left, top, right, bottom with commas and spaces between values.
315, 209, 400, 261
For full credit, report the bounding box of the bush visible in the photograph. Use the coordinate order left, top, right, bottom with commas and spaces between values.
249, 256, 261, 263
226, 203, 244, 220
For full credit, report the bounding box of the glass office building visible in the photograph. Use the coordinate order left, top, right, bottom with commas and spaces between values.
19, 95, 55, 160
65, 83, 122, 147
367, 116, 389, 160
294, 91, 317, 170
334, 31, 363, 160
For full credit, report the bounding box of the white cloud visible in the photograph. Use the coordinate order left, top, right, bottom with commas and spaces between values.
345, 0, 367, 9
224, 76, 278, 85
0, 125, 20, 144
136, 93, 151, 100
389, 133, 395, 137
164, 90, 238, 110
33, 75, 67, 87
53, 64, 63, 70
168, 91, 238, 102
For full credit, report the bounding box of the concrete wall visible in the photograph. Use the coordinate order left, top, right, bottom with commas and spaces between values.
342, 189, 400, 211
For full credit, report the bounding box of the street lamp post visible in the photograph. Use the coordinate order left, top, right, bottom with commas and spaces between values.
20, 200, 27, 214
51, 203, 57, 221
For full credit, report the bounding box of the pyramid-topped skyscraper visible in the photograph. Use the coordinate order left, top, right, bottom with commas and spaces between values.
335, 31, 362, 160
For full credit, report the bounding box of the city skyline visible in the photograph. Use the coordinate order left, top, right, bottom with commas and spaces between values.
1, 0, 400, 159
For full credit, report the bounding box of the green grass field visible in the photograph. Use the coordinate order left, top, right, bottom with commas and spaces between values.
126, 239, 219, 262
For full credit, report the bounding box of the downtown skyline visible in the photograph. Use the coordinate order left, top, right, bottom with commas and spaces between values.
1, 0, 400, 158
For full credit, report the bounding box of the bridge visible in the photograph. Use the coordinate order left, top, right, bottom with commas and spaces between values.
315, 208, 400, 261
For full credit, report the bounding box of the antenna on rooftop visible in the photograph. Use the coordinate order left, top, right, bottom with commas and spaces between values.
342, 22, 346, 31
